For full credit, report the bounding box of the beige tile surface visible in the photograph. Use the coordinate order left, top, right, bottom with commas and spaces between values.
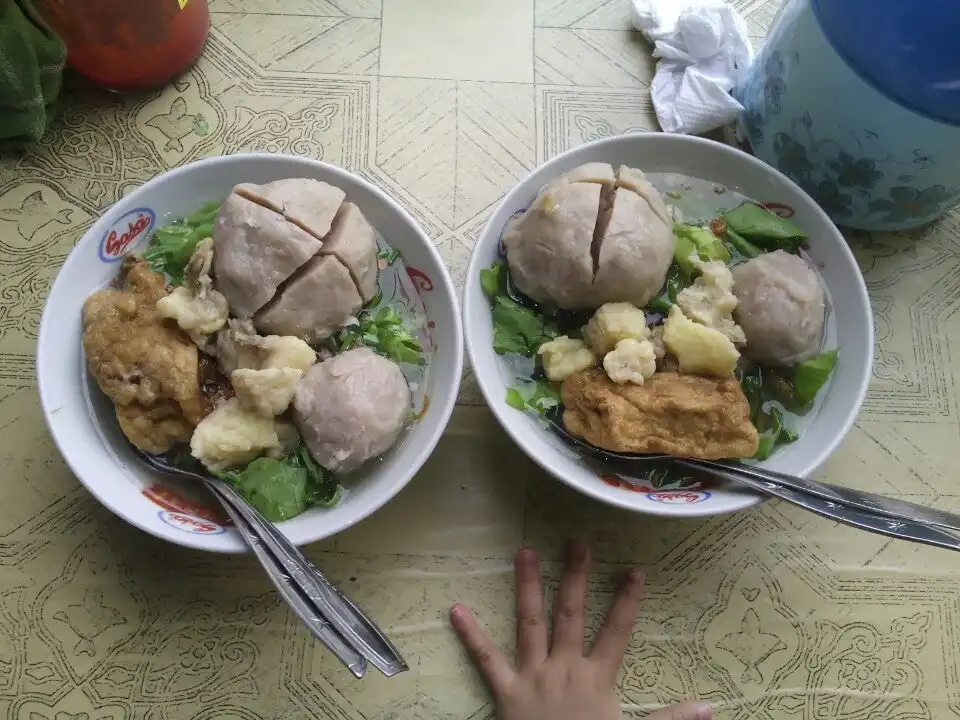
535, 0, 635, 29
211, 0, 382, 15
534, 27, 655, 86
2, 0, 960, 718
380, 0, 535, 82
216, 14, 381, 74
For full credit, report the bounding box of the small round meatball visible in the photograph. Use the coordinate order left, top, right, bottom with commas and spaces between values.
292, 348, 410, 473
732, 250, 826, 367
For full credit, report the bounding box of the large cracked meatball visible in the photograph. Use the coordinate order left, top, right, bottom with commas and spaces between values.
732, 250, 826, 367
502, 181, 600, 309
213, 178, 378, 340
503, 163, 674, 310
292, 348, 411, 473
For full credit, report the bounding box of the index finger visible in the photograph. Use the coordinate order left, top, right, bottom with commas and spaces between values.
450, 604, 515, 694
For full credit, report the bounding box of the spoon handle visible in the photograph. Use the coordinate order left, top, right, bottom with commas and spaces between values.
688, 459, 960, 532
206, 477, 409, 677
676, 461, 960, 552
204, 481, 368, 678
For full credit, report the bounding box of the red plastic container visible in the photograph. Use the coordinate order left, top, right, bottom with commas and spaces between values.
34, 0, 210, 92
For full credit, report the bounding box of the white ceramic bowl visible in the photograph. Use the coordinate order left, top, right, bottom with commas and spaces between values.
464, 134, 873, 517
38, 153, 463, 552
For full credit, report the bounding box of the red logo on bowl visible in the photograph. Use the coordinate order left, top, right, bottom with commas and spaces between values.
143, 484, 230, 525
646, 490, 711, 505
99, 208, 156, 262
157, 510, 227, 535
405, 266, 434, 292
600, 474, 649, 493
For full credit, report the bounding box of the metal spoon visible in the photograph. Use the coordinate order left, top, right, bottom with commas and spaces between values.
544, 408, 960, 548
134, 448, 408, 678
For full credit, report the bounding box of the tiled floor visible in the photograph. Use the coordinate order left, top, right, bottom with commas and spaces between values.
4, 1, 960, 719
381, 0, 536, 82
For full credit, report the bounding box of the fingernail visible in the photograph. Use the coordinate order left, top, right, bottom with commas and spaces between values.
567, 539, 589, 561
450, 604, 467, 620
627, 568, 645, 584
517, 548, 538, 567
694, 702, 712, 720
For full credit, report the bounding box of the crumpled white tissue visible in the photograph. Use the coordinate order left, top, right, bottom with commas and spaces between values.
631, 0, 754, 135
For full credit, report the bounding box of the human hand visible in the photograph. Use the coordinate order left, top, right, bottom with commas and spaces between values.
450, 542, 711, 720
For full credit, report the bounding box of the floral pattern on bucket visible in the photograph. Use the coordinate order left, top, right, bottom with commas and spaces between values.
736, 7, 960, 231
745, 99, 959, 228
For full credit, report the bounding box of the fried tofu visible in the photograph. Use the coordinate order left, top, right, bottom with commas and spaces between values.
561, 368, 759, 459
82, 256, 209, 453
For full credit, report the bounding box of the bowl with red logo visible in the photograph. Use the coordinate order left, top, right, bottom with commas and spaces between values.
36, 153, 463, 552
463, 133, 873, 518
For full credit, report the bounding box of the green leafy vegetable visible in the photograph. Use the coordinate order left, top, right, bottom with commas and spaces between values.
722, 202, 808, 251
230, 457, 308, 522
491, 295, 557, 356
143, 200, 221, 285
647, 264, 688, 314
480, 261, 576, 348
365, 285, 383, 310
506, 377, 561, 417
184, 201, 220, 227
645, 297, 672, 315
740, 365, 765, 419
740, 366, 799, 461
337, 304, 424, 365
294, 444, 341, 508
480, 261, 505, 298
764, 372, 802, 412
753, 406, 799, 461
724, 227, 763, 259
740, 353, 837, 460
373, 307, 423, 364
793, 349, 839, 407
377, 247, 401, 266
673, 223, 731, 278
220, 444, 342, 519
479, 262, 559, 354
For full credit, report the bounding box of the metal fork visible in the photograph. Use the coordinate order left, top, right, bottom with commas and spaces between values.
546, 414, 960, 551
135, 449, 408, 678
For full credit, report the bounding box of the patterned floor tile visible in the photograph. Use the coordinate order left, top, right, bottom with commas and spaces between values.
860, 250, 960, 421
380, 0, 535, 82
213, 14, 380, 75
535, 0, 634, 29
282, 553, 509, 720
4, 1, 960, 717
773, 494, 960, 575
454, 81, 537, 229
817, 421, 960, 498
537, 85, 658, 160
522, 469, 711, 568
210, 0, 381, 16
333, 408, 529, 558
733, 0, 781, 46
534, 28, 654, 87
370, 77, 457, 229
432, 234, 474, 291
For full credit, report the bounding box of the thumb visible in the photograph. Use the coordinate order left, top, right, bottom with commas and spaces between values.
647, 701, 712, 720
